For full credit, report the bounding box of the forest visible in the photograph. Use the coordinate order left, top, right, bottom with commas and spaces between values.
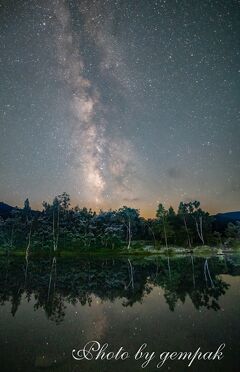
0, 192, 239, 255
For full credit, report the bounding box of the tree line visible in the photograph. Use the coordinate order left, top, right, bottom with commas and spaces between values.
0, 192, 239, 254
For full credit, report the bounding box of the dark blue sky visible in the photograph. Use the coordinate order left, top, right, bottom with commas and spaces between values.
0, 0, 239, 216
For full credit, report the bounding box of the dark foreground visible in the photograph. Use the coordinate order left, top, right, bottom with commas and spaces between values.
0, 254, 240, 371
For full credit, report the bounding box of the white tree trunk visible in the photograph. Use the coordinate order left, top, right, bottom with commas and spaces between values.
167, 256, 171, 280
195, 217, 204, 245
204, 259, 214, 287
183, 216, 191, 248
25, 223, 32, 259
53, 207, 60, 252
127, 259, 134, 289
53, 210, 55, 250
24, 223, 32, 286
191, 255, 195, 288
148, 225, 156, 248
163, 218, 168, 249
199, 216, 204, 244
47, 256, 57, 301
127, 218, 131, 249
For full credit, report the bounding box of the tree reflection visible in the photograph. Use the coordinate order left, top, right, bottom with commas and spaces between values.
0, 255, 238, 323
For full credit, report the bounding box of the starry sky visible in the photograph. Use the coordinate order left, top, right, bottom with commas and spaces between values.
0, 0, 239, 217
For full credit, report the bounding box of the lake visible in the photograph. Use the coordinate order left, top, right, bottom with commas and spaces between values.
0, 254, 240, 371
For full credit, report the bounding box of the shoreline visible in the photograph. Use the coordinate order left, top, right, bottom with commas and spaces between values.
0, 247, 238, 259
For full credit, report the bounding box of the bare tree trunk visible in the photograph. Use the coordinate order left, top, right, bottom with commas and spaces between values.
53, 210, 55, 250
53, 207, 60, 252
47, 256, 57, 301
183, 216, 191, 248
191, 255, 195, 288
148, 225, 156, 248
204, 259, 208, 285
56, 206, 59, 250
204, 259, 214, 288
127, 218, 131, 249
24, 223, 32, 287
195, 218, 204, 245
199, 216, 204, 244
25, 223, 32, 259
24, 255, 29, 287
127, 259, 134, 289
205, 259, 214, 287
167, 256, 171, 280
163, 218, 168, 249
53, 257, 57, 294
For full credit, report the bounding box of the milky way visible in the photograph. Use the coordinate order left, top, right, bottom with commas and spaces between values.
0, 0, 239, 216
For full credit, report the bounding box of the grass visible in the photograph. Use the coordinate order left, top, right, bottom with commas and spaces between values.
1, 241, 239, 258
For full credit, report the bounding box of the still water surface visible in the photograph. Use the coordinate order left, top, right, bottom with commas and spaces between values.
0, 254, 240, 371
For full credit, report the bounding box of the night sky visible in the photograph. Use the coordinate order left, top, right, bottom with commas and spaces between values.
1, 0, 239, 216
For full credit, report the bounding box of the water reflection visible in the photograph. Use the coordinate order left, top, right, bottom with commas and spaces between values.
0, 255, 239, 324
